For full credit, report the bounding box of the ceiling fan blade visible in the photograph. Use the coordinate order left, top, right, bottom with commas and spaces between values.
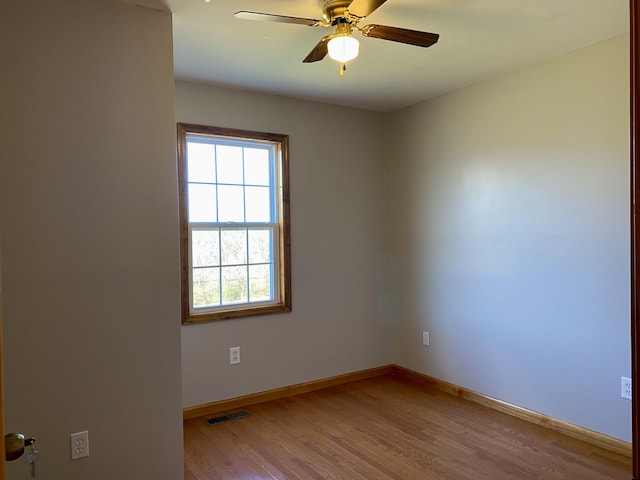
235, 11, 323, 27
345, 0, 388, 20
361, 24, 439, 47
303, 36, 331, 63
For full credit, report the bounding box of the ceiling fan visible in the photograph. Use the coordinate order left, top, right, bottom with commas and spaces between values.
235, 0, 439, 75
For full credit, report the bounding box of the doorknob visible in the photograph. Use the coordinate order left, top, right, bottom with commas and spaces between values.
4, 433, 35, 461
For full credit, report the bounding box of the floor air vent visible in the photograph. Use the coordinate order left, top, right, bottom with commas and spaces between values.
205, 411, 251, 425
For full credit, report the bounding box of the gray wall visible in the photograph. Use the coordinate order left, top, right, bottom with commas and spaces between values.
387, 35, 631, 441
177, 81, 393, 408
0, 0, 183, 478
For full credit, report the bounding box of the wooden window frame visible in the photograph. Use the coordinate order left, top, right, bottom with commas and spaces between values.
177, 123, 291, 324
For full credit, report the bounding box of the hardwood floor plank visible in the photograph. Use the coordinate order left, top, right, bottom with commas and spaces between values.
184, 375, 631, 479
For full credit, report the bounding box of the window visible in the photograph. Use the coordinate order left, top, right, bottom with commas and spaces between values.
177, 123, 291, 324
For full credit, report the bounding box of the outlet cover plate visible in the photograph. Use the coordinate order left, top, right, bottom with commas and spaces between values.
70, 430, 89, 460
230, 346, 240, 365
622, 376, 632, 400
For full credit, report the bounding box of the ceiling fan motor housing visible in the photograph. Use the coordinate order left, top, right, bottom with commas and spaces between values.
319, 0, 354, 23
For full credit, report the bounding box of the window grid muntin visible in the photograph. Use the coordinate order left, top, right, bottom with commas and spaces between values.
186, 135, 277, 225
189, 224, 279, 313
186, 132, 280, 315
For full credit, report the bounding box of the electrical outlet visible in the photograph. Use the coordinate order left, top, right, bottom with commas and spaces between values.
70, 430, 89, 460
423, 331, 430, 346
622, 376, 632, 400
230, 346, 240, 365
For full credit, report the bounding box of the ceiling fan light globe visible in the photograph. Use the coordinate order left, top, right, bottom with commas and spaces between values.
327, 35, 359, 63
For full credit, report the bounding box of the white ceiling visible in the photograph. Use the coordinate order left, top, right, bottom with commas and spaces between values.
129, 0, 630, 112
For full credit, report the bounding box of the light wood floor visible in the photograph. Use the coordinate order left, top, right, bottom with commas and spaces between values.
183, 375, 631, 479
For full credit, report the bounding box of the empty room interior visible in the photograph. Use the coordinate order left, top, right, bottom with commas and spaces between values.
0, 0, 635, 479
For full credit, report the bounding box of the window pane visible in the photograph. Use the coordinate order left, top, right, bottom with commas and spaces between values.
248, 229, 271, 264
249, 264, 272, 301
220, 229, 247, 266
221, 266, 248, 305
245, 186, 271, 222
188, 184, 217, 222
193, 267, 220, 308
216, 145, 243, 184
218, 185, 245, 222
192, 229, 220, 267
187, 142, 216, 183
244, 148, 270, 186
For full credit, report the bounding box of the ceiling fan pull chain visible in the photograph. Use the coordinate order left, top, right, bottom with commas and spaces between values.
339, 63, 347, 77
